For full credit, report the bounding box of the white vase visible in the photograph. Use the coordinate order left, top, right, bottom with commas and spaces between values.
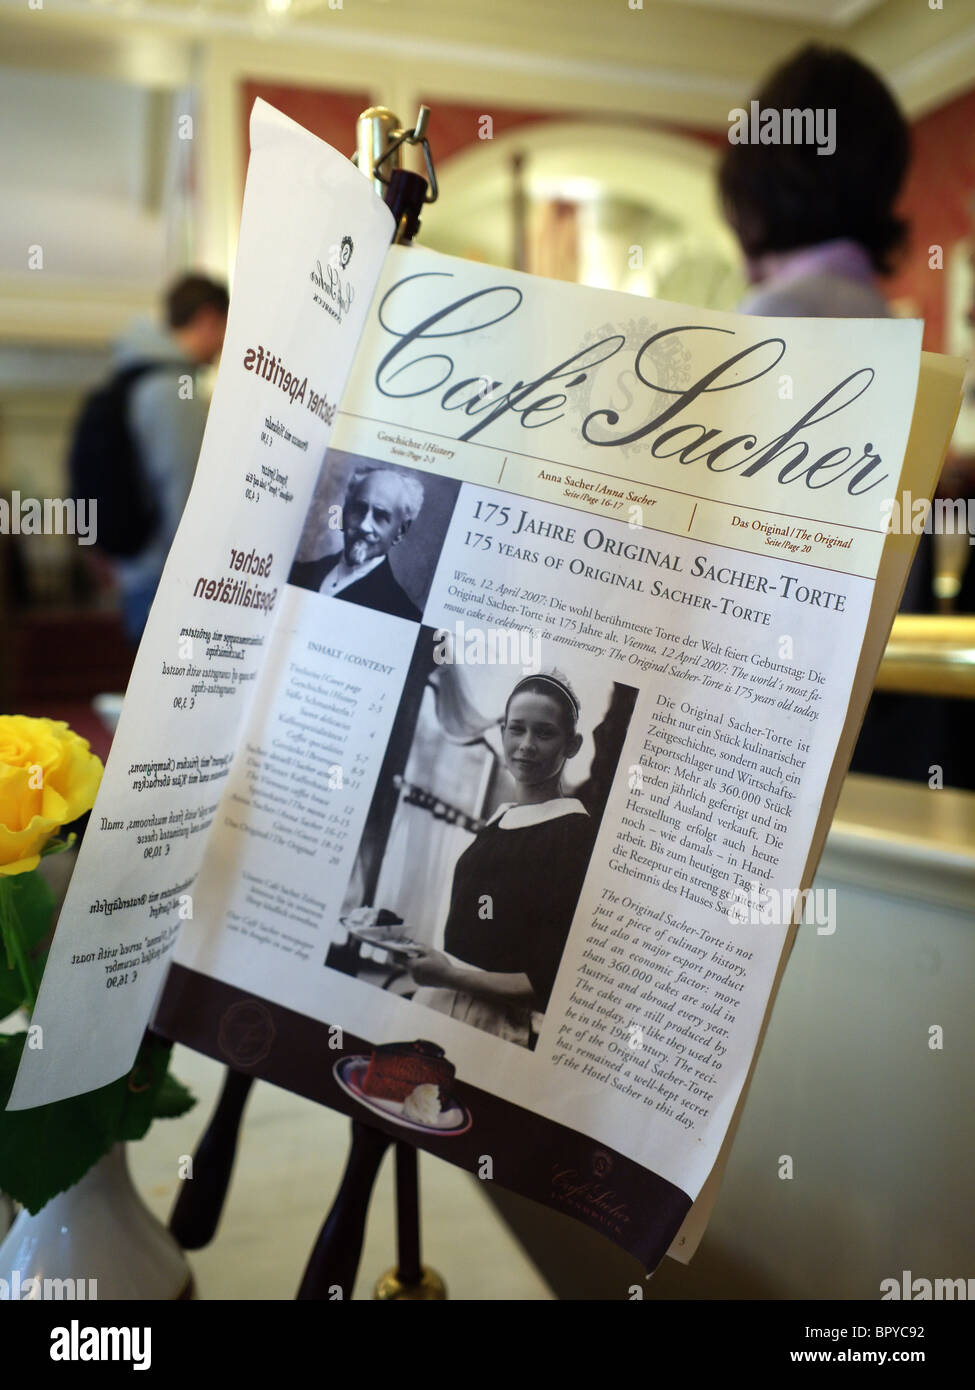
0, 1144, 193, 1300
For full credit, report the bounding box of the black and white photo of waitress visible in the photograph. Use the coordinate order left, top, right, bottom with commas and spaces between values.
408, 672, 596, 1049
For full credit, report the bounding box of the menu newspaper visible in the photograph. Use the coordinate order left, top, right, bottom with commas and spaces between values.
8, 101, 964, 1271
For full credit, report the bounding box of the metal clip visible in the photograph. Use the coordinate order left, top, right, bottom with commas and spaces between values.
355, 106, 438, 204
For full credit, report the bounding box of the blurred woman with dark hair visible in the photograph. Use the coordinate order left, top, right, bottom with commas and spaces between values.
718, 45, 959, 784
719, 44, 910, 319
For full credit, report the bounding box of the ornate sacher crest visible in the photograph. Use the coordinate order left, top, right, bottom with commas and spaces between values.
568, 315, 694, 461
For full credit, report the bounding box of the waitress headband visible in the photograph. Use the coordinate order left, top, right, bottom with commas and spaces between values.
508, 673, 580, 723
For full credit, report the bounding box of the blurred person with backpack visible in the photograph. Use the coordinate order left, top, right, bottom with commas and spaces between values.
70, 273, 228, 645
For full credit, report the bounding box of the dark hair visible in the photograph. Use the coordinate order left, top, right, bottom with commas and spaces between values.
717, 45, 910, 275
165, 274, 230, 329
504, 674, 579, 734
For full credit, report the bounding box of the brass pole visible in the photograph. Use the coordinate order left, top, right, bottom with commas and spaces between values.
355, 106, 403, 196
875, 614, 975, 699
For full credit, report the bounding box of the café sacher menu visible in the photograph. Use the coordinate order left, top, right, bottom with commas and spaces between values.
9, 101, 964, 1270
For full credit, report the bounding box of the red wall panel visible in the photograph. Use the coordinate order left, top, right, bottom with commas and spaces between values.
887, 87, 975, 352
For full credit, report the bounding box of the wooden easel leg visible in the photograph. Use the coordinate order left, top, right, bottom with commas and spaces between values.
168, 1073, 446, 1300
395, 1142, 421, 1284
296, 1120, 392, 1301
373, 1142, 447, 1300
169, 1068, 255, 1249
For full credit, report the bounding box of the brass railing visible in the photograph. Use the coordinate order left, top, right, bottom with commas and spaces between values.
876, 615, 975, 698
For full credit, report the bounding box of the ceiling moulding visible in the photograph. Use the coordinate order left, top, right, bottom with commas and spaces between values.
0, 11, 193, 87
1, 1, 968, 120
0, 1, 743, 111
670, 0, 884, 27
884, 21, 975, 118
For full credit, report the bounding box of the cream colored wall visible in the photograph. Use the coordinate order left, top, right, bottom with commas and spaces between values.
0, 16, 741, 337
2, 0, 973, 331
0, 22, 741, 516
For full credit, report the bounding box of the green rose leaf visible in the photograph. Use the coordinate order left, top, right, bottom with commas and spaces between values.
0, 1033, 117, 1213
0, 1033, 194, 1212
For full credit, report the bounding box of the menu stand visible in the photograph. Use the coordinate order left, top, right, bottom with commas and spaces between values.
168, 105, 446, 1301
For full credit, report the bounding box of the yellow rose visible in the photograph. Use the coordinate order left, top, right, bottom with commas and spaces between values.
0, 716, 104, 876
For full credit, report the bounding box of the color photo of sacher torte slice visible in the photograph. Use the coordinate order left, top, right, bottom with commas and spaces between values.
361, 1039, 455, 1103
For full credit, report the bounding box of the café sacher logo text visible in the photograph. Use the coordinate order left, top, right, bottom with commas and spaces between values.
311, 254, 355, 324
551, 1165, 631, 1237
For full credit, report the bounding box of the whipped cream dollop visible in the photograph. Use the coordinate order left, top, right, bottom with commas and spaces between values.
402, 1083, 443, 1125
